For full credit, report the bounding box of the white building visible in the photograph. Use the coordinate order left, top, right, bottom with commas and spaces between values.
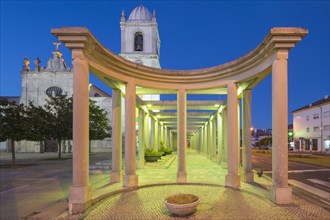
292, 96, 330, 152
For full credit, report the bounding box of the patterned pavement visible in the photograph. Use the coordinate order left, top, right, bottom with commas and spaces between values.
82, 184, 329, 219
74, 150, 329, 219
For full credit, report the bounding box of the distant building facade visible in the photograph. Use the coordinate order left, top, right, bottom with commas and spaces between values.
0, 45, 112, 153
292, 96, 330, 152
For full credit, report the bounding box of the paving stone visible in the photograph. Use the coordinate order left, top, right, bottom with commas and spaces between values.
82, 184, 330, 220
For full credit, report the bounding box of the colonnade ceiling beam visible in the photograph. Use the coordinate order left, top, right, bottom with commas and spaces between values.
161, 118, 208, 123
156, 112, 213, 119
144, 100, 224, 106
237, 79, 255, 97
144, 101, 224, 111
166, 124, 204, 128
149, 106, 221, 110
136, 87, 228, 95
171, 130, 200, 133
187, 88, 227, 94
136, 88, 177, 94
162, 121, 208, 125
102, 76, 126, 94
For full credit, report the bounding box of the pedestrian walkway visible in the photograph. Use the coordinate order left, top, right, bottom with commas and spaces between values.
62, 150, 329, 219
1, 150, 329, 219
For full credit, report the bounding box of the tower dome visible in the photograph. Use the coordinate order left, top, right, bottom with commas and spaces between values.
128, 5, 152, 21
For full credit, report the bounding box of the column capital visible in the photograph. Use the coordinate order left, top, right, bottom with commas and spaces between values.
275, 49, 289, 60
72, 49, 85, 60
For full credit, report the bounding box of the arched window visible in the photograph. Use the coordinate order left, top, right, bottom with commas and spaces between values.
46, 86, 63, 98
134, 32, 143, 51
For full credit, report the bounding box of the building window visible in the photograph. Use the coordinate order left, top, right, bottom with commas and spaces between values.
324, 111, 330, 118
305, 139, 311, 150
134, 32, 143, 51
324, 125, 330, 131
45, 86, 63, 98
306, 115, 309, 121
312, 139, 318, 151
94, 93, 101, 97
313, 126, 320, 132
313, 113, 319, 119
306, 127, 310, 132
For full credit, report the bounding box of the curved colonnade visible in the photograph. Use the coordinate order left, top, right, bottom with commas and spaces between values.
52, 27, 307, 214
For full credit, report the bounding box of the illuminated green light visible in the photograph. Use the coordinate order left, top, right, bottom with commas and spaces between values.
214, 104, 220, 107
288, 131, 294, 137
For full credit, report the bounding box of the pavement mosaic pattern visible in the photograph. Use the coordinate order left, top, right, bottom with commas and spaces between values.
82, 184, 330, 220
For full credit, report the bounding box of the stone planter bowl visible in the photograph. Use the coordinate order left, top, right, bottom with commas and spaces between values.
164, 194, 200, 216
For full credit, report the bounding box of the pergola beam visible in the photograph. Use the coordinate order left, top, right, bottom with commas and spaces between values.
136, 87, 227, 95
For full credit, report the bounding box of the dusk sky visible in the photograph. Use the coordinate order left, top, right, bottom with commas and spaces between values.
1, 1, 329, 129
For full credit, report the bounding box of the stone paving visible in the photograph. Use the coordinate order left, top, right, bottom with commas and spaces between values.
1, 151, 329, 219
82, 184, 329, 220
65, 150, 329, 219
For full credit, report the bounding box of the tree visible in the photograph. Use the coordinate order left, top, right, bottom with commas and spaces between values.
43, 94, 73, 159
89, 99, 112, 148
25, 101, 54, 153
0, 99, 29, 165
41, 95, 111, 158
0, 95, 112, 161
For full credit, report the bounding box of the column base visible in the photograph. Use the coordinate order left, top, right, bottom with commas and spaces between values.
225, 174, 241, 188
242, 171, 254, 183
137, 159, 145, 169
269, 186, 292, 204
177, 171, 187, 183
221, 161, 228, 169
69, 185, 92, 214
110, 171, 123, 183
123, 174, 138, 188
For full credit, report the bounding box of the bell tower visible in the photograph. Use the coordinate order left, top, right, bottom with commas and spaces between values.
120, 5, 161, 68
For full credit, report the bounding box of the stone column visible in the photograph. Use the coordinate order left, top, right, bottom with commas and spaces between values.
200, 127, 204, 153
270, 50, 292, 204
160, 124, 163, 146
238, 100, 241, 167
151, 119, 156, 150
164, 126, 168, 148
204, 126, 207, 154
144, 114, 150, 149
69, 50, 92, 214
110, 89, 123, 183
177, 88, 187, 183
207, 122, 211, 156
169, 130, 173, 149
198, 130, 202, 152
217, 112, 223, 165
242, 90, 254, 182
212, 117, 217, 161
155, 121, 159, 150
123, 82, 138, 188
225, 82, 240, 188
137, 109, 145, 168
221, 108, 228, 168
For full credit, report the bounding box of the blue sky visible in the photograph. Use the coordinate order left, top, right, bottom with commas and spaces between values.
1, 1, 329, 129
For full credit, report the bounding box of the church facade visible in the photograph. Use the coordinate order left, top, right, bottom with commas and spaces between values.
0, 5, 161, 153
15, 44, 113, 153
